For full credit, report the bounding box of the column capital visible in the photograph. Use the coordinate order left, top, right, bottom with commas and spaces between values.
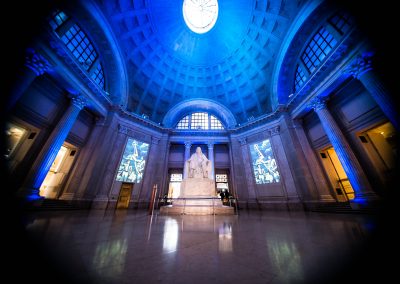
184, 141, 191, 148
276, 104, 288, 113
292, 118, 303, 128
70, 95, 87, 110
25, 48, 51, 76
207, 142, 214, 149
345, 51, 374, 79
151, 137, 160, 145
95, 116, 106, 126
238, 138, 247, 145
108, 104, 122, 112
309, 96, 327, 111
268, 126, 280, 136
118, 124, 129, 134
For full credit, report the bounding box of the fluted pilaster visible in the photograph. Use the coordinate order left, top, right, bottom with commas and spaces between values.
238, 138, 257, 200
207, 142, 215, 179
183, 141, 191, 179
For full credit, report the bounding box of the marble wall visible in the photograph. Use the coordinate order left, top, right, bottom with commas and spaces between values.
8, 71, 390, 211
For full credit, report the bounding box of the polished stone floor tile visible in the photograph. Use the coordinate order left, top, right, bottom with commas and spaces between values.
21, 210, 382, 284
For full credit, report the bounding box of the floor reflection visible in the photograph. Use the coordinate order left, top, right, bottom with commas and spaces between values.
218, 222, 233, 253
92, 238, 128, 277
22, 210, 378, 284
163, 218, 179, 253
267, 239, 303, 282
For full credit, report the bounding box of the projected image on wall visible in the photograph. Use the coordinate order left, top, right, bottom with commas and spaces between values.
249, 139, 280, 184
116, 138, 149, 183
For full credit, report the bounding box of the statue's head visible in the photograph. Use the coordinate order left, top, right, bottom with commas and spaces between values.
196, 147, 202, 154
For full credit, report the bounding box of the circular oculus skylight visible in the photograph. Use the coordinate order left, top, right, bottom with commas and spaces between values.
183, 0, 219, 34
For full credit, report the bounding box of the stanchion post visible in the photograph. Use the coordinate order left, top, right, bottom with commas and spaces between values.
148, 184, 158, 215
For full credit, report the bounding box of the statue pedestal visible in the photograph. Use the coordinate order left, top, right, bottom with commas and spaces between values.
160, 177, 234, 215
178, 178, 214, 200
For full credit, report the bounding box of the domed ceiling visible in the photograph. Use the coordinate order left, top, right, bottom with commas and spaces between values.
96, 0, 305, 125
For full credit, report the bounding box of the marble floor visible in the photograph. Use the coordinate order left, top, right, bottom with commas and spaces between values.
11, 209, 392, 283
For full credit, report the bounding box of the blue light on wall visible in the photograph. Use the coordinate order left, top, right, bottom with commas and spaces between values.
49, 10, 106, 90
277, 10, 354, 106
100, 0, 302, 122
150, 0, 251, 66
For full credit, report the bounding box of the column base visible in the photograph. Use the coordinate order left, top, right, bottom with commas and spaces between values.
17, 187, 44, 202
350, 192, 381, 209
287, 196, 302, 203
247, 199, 259, 209
319, 194, 336, 202
91, 195, 109, 209
59, 193, 74, 200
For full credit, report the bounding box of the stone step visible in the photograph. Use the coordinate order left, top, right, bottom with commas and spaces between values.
160, 205, 235, 215
173, 198, 221, 206
24, 199, 82, 211
309, 202, 380, 214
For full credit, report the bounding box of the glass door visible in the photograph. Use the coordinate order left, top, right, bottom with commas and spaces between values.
320, 147, 355, 202
39, 143, 77, 199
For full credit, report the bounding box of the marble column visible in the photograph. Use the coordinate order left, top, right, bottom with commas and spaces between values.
94, 124, 129, 207
161, 142, 171, 196
346, 52, 399, 131
309, 97, 376, 202
141, 136, 162, 203
60, 116, 106, 200
280, 112, 319, 201
238, 138, 257, 203
20, 95, 86, 200
75, 112, 119, 201
183, 141, 191, 179
8, 48, 51, 111
268, 126, 301, 204
292, 119, 335, 202
207, 142, 215, 180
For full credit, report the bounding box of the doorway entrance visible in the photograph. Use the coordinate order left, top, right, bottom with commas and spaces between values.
4, 121, 38, 173
168, 172, 183, 199
116, 183, 134, 209
39, 143, 78, 199
215, 173, 229, 198
319, 147, 355, 202
358, 121, 397, 186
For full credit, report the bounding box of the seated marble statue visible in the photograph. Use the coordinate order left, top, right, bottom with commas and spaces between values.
186, 147, 211, 178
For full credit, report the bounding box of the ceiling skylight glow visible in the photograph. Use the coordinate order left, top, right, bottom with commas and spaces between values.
183, 0, 218, 34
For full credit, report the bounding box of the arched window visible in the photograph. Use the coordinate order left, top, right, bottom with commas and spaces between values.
60, 24, 98, 70
176, 112, 225, 130
293, 11, 353, 93
176, 116, 189, 129
48, 10, 106, 91
301, 27, 337, 74
294, 64, 307, 92
210, 115, 224, 129
49, 10, 69, 30
329, 12, 352, 35
91, 63, 105, 90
